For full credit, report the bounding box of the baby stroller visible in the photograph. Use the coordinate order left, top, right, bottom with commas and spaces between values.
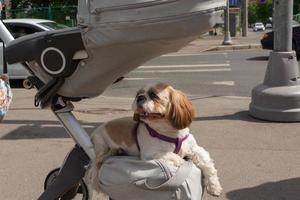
0, 0, 225, 199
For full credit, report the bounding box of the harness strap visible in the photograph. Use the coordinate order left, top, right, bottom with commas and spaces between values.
133, 122, 189, 154
133, 122, 141, 152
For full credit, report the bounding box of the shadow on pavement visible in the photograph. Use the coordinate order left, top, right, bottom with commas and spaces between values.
1, 120, 101, 140
247, 56, 269, 61
226, 178, 300, 200
194, 111, 271, 123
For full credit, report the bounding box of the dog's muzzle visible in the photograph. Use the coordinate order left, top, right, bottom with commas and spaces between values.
136, 95, 146, 107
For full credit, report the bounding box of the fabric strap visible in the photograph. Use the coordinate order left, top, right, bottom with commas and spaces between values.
133, 122, 190, 154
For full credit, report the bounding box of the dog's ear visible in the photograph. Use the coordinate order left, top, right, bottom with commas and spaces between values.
166, 88, 195, 129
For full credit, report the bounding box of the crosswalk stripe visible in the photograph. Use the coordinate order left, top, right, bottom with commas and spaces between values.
212, 81, 235, 86
161, 52, 228, 57
123, 78, 157, 80
139, 64, 230, 69
132, 68, 232, 73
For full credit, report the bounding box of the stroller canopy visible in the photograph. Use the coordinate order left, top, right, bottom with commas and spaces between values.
6, 0, 226, 100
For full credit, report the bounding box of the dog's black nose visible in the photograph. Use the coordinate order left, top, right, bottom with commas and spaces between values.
137, 95, 146, 104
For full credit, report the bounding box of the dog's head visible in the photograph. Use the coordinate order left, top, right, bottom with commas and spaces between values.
132, 82, 195, 129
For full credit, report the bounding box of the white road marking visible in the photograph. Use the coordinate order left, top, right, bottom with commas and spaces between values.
161, 52, 228, 57
212, 81, 235, 86
40, 124, 95, 128
139, 64, 230, 69
132, 68, 232, 73
123, 77, 157, 80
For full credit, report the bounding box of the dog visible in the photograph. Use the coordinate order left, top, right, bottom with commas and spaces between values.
87, 82, 222, 197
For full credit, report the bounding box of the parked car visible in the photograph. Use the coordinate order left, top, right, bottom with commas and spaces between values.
0, 18, 68, 84
261, 20, 300, 58
253, 22, 265, 32
265, 23, 272, 29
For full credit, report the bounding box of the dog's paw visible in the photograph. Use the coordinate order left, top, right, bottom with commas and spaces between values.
206, 178, 222, 197
165, 157, 184, 167
155, 152, 184, 167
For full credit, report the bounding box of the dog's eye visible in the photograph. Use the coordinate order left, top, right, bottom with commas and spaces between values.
136, 89, 145, 97
148, 90, 159, 100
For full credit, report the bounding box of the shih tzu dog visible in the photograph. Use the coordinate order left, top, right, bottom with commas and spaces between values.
88, 82, 222, 197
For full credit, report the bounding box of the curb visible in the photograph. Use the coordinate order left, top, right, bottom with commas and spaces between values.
204, 43, 262, 52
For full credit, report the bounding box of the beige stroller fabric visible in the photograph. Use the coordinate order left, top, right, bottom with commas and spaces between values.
53, 0, 226, 98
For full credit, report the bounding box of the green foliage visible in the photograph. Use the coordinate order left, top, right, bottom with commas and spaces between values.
11, 0, 77, 9
248, 0, 272, 25
295, 0, 300, 14
9, 0, 78, 26
249, 0, 300, 25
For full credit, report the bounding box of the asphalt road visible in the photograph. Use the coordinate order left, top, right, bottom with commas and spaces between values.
103, 49, 271, 98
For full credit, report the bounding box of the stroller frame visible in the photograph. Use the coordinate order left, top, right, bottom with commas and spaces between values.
0, 21, 96, 199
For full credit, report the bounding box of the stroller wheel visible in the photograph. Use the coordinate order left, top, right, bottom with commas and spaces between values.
44, 168, 89, 200
22, 79, 33, 89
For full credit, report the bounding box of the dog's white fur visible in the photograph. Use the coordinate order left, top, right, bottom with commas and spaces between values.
86, 82, 222, 198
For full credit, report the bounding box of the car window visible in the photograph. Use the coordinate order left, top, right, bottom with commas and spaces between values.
38, 22, 69, 30
4, 23, 42, 38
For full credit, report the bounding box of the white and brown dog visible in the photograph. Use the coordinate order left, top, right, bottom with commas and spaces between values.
88, 82, 222, 197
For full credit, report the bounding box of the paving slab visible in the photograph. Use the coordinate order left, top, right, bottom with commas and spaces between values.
1, 89, 300, 200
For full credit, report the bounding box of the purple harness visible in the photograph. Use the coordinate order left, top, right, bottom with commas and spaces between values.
133, 122, 190, 154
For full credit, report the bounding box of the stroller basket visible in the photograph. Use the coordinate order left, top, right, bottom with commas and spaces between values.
1, 0, 226, 199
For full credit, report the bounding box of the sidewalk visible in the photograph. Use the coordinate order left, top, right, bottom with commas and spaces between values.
178, 31, 263, 54
1, 89, 300, 200
0, 30, 296, 200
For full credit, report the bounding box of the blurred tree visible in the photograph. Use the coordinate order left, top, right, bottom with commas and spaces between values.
248, 0, 272, 25
11, 0, 77, 9
295, 0, 300, 14
249, 0, 300, 25
8, 0, 77, 24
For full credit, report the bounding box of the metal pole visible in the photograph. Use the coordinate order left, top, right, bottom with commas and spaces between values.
272, 0, 275, 30
249, 0, 300, 122
48, 5, 53, 20
273, 0, 293, 51
1, 6, 7, 74
55, 110, 96, 161
222, 0, 232, 45
242, 0, 248, 37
